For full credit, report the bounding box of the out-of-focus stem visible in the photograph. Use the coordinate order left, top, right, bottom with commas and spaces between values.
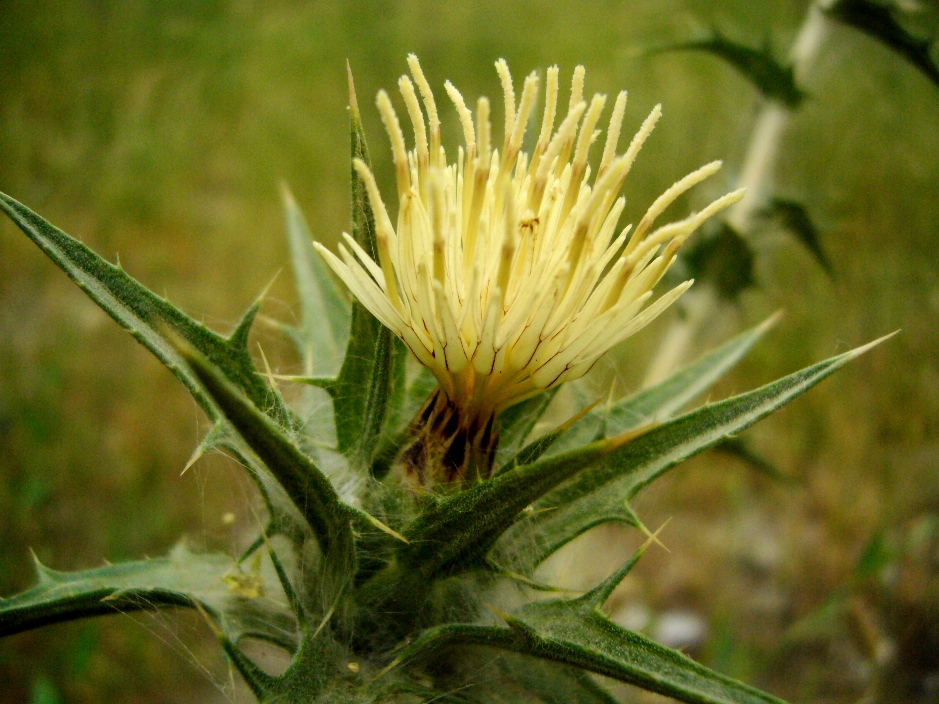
726, 2, 830, 232
644, 3, 831, 387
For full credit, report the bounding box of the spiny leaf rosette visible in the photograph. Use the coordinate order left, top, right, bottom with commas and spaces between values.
317, 56, 743, 487
0, 54, 890, 704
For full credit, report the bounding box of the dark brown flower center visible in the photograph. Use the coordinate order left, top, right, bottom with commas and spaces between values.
398, 388, 498, 490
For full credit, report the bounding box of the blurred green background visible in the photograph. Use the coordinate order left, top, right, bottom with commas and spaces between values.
1, 0, 937, 702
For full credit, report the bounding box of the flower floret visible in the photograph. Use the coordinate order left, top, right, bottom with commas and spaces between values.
316, 56, 743, 427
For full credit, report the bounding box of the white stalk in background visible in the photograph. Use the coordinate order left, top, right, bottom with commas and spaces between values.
727, 1, 830, 232
643, 1, 832, 387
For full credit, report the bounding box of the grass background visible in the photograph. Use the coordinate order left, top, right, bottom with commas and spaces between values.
0, 0, 937, 702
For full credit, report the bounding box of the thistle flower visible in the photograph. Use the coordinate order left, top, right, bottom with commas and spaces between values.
316, 56, 743, 484
0, 41, 889, 704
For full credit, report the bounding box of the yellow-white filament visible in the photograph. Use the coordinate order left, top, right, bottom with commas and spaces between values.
316, 55, 743, 419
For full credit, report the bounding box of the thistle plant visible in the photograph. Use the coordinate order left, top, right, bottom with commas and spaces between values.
0, 56, 891, 704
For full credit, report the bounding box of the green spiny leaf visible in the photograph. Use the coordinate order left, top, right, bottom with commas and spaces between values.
492, 494, 646, 576
385, 685, 477, 704
400, 319, 800, 577
827, 0, 939, 89
390, 623, 516, 665
393, 611, 785, 704
220, 636, 281, 700
348, 63, 379, 264
508, 599, 787, 704
543, 313, 779, 460
497, 335, 893, 572
220, 626, 339, 703
604, 312, 781, 435
651, 30, 806, 107
319, 65, 395, 468
174, 338, 356, 603
0, 191, 290, 428
400, 436, 616, 578
282, 184, 351, 376
0, 543, 297, 651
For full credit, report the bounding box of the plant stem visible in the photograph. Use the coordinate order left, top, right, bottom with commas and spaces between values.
644, 2, 831, 387
726, 2, 830, 232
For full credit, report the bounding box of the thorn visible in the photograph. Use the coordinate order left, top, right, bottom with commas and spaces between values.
257, 342, 281, 398
29, 548, 51, 582
255, 314, 295, 333
758, 309, 785, 333
606, 418, 657, 451
559, 396, 603, 431
347, 59, 361, 122
583, 518, 675, 609
497, 567, 582, 594
522, 504, 558, 517
262, 373, 334, 389
604, 381, 618, 415
643, 516, 673, 553
312, 591, 342, 639
181, 443, 206, 476
182, 422, 229, 476
359, 510, 409, 543
485, 603, 513, 625
849, 330, 900, 358
280, 180, 295, 208
374, 656, 403, 681
499, 568, 543, 588
193, 599, 223, 638
255, 269, 282, 305
627, 505, 670, 552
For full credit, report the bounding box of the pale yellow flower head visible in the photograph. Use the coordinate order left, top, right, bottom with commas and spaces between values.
317, 56, 742, 437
